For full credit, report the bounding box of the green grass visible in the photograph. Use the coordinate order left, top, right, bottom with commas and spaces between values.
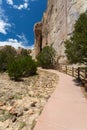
0, 110, 13, 122
18, 121, 26, 129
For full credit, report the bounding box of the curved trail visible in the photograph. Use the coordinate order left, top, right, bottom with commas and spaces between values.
34, 69, 87, 130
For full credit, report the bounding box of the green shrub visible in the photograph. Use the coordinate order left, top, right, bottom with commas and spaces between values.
21, 56, 37, 77
8, 57, 23, 80
37, 46, 56, 69
8, 55, 37, 81
0, 46, 16, 72
0, 51, 7, 71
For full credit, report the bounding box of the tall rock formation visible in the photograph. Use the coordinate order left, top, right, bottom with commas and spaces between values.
34, 0, 87, 63
34, 22, 42, 57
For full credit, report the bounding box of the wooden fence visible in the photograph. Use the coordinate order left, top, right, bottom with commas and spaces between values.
59, 65, 87, 87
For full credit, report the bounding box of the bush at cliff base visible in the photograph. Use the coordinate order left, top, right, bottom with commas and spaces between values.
8, 55, 37, 81
37, 46, 56, 69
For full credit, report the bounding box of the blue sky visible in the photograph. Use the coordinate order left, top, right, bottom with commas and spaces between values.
0, 0, 47, 49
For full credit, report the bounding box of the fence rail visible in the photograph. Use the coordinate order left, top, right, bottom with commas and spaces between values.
59, 65, 87, 87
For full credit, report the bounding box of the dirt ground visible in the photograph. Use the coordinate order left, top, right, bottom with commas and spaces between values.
0, 69, 58, 130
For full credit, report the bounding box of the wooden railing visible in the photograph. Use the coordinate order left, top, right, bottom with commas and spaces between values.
59, 65, 87, 87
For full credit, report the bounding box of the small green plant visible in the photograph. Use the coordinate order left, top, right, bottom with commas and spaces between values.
19, 121, 26, 129
0, 110, 13, 122
13, 93, 22, 99
37, 46, 56, 69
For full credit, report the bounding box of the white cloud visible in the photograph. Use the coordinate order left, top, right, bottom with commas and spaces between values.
0, 39, 23, 49
24, 3, 28, 8
0, 38, 33, 49
0, 37, 34, 49
7, 0, 13, 5
17, 33, 34, 49
6, 0, 29, 10
0, 20, 11, 34
6, 0, 38, 10
0, 5, 11, 34
17, 33, 28, 45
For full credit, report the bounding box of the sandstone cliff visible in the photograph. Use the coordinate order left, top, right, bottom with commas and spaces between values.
34, 22, 42, 57
34, 0, 87, 63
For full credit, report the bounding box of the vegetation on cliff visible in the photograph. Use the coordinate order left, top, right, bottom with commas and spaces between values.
65, 11, 87, 65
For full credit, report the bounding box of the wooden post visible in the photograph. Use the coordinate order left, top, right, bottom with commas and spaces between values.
84, 69, 86, 81
84, 69, 87, 91
66, 66, 67, 74
78, 67, 80, 80
72, 67, 74, 77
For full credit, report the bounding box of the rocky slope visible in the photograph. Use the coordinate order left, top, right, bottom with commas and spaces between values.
0, 69, 58, 130
34, 0, 87, 63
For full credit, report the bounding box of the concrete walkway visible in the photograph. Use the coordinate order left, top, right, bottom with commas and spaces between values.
34, 70, 87, 130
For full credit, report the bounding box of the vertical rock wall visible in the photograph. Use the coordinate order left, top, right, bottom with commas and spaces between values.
34, 22, 42, 57
34, 0, 87, 63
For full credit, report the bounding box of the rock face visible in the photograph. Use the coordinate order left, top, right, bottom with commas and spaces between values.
34, 0, 87, 63
34, 22, 42, 57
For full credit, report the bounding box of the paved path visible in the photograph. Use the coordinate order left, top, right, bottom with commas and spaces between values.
34, 70, 87, 130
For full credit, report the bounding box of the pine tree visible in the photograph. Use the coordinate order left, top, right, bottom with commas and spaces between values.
65, 11, 87, 65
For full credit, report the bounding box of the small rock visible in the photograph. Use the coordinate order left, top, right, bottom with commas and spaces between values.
6, 125, 9, 128
8, 95, 14, 100
28, 109, 34, 115
9, 108, 17, 116
0, 102, 5, 106
31, 102, 37, 107
17, 110, 23, 117
45, 95, 51, 99
12, 116, 17, 122
29, 91, 34, 97
24, 107, 29, 111
34, 92, 40, 97
10, 101, 15, 106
